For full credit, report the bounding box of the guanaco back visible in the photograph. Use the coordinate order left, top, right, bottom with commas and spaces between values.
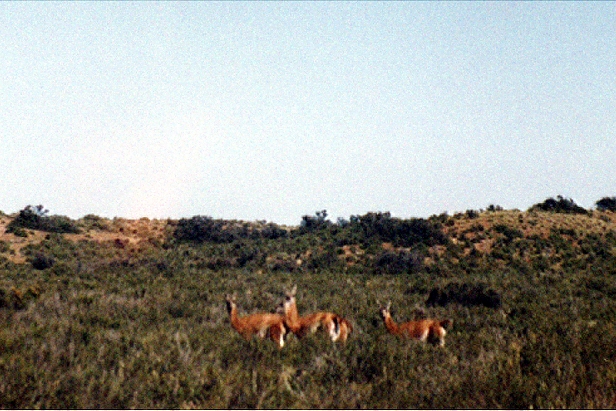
278, 286, 352, 343
225, 294, 287, 349
379, 301, 452, 346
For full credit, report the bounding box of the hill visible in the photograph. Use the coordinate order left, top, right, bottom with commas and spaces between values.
1, 205, 615, 408
2, 206, 615, 276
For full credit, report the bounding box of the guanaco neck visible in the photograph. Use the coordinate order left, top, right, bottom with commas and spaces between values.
381, 311, 400, 335
227, 301, 240, 329
283, 298, 301, 330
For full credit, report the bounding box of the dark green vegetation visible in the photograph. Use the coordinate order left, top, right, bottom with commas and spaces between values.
1, 199, 616, 408
5, 205, 81, 237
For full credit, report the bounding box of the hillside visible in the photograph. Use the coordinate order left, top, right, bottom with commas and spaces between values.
1, 205, 616, 408
0, 213, 170, 264
2, 207, 615, 274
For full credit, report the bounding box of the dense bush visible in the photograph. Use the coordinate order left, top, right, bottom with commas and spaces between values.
0, 286, 39, 311
173, 216, 288, 244
529, 196, 588, 214
80, 214, 110, 231
0, 288, 25, 310
465, 209, 480, 219
305, 248, 339, 271
172, 212, 446, 252
298, 210, 331, 233
426, 282, 502, 308
256, 223, 289, 240
30, 253, 55, 270
174, 216, 240, 243
6, 205, 81, 234
596, 196, 616, 212
346, 212, 448, 248
0, 241, 10, 253
494, 224, 524, 245
374, 249, 423, 275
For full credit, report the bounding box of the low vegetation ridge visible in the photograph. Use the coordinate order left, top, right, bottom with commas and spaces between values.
0, 197, 615, 408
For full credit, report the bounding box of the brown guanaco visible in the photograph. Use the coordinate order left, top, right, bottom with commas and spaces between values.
379, 301, 452, 346
225, 294, 287, 349
278, 286, 352, 343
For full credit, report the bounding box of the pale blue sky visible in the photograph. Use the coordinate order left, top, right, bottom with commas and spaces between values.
1, 2, 615, 225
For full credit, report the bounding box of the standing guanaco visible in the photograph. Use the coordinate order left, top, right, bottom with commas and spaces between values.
379, 301, 452, 346
278, 286, 352, 343
225, 294, 287, 349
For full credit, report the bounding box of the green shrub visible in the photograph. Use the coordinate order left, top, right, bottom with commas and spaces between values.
257, 223, 288, 240
0, 241, 10, 253
0, 286, 39, 310
465, 209, 480, 219
596, 196, 616, 212
494, 224, 522, 238
6, 226, 28, 237
374, 249, 423, 275
80, 214, 110, 231
6, 205, 80, 234
298, 210, 331, 233
31, 253, 55, 270
266, 252, 299, 272
426, 282, 502, 308
174, 216, 288, 244
529, 196, 588, 215
174, 216, 229, 243
304, 248, 339, 272
346, 212, 448, 248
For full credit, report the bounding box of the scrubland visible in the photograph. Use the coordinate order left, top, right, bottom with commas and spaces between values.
1, 202, 615, 408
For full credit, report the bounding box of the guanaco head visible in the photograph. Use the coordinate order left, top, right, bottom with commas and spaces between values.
285, 285, 297, 300
379, 301, 392, 320
280, 285, 297, 312
225, 294, 237, 314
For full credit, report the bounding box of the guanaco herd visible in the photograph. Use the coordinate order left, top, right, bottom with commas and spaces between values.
225, 286, 453, 349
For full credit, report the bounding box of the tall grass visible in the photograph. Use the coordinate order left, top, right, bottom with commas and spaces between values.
1, 210, 616, 408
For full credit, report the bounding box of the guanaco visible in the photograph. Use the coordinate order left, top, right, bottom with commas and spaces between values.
278, 286, 353, 343
379, 301, 452, 346
225, 294, 287, 349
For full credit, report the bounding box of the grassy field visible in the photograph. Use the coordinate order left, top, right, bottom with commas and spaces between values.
1, 208, 616, 408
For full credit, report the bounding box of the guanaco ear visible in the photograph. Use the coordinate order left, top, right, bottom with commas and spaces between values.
386, 301, 392, 311
284, 285, 297, 298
